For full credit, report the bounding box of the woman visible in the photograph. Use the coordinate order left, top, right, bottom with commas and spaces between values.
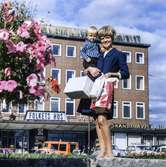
78, 25, 129, 158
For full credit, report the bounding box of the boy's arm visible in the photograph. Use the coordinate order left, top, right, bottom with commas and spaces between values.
80, 42, 91, 62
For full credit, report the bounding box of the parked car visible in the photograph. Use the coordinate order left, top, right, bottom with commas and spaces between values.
91, 144, 126, 157
126, 145, 153, 155
34, 141, 79, 155
155, 146, 166, 153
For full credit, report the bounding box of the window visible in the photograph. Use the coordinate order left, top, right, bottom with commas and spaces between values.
80, 71, 85, 76
135, 52, 144, 64
1, 100, 12, 113
66, 69, 76, 83
51, 144, 58, 150
17, 103, 27, 113
136, 102, 145, 119
50, 97, 60, 112
51, 68, 61, 84
66, 45, 76, 57
122, 75, 131, 89
38, 68, 46, 85
59, 144, 66, 151
113, 101, 118, 118
122, 101, 131, 119
34, 99, 44, 111
136, 75, 144, 90
52, 44, 61, 56
122, 51, 131, 63
65, 98, 75, 116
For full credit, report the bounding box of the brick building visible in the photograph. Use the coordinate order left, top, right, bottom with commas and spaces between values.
1, 24, 164, 151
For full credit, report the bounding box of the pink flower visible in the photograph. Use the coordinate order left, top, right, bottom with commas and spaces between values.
4, 67, 12, 77
26, 73, 38, 87
16, 41, 27, 52
17, 21, 32, 38
0, 80, 6, 92
0, 29, 9, 41
5, 40, 16, 54
5, 80, 17, 92
29, 86, 36, 94
29, 85, 45, 96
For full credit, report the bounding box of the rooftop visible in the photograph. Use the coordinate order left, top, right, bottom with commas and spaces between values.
41, 24, 150, 47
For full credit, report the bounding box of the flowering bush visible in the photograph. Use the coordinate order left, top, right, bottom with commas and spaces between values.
0, 1, 55, 103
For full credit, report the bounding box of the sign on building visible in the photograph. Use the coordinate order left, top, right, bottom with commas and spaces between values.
25, 111, 67, 121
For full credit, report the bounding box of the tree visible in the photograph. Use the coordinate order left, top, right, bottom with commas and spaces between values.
0, 1, 55, 104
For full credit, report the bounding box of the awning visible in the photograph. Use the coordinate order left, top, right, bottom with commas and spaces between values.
0, 120, 95, 131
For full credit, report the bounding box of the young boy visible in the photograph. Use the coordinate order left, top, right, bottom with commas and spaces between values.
80, 26, 101, 69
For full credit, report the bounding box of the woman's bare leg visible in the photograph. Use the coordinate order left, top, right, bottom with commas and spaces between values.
97, 115, 113, 157
95, 118, 105, 157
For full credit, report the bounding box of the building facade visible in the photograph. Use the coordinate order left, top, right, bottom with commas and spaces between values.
1, 24, 163, 151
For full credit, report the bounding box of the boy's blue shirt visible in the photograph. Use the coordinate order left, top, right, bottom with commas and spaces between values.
80, 39, 101, 60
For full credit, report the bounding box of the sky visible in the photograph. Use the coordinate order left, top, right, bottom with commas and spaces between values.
2, 0, 166, 126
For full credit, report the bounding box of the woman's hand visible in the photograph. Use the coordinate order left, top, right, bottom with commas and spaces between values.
85, 67, 101, 77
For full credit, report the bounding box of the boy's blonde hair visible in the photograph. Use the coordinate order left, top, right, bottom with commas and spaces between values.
98, 25, 116, 40
87, 26, 97, 34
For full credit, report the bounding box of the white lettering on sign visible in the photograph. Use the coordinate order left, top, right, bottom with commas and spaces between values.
25, 111, 67, 121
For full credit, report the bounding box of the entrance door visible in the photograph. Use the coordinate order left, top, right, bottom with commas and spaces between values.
114, 133, 127, 150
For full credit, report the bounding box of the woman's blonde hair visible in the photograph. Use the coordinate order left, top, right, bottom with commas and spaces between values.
98, 25, 116, 40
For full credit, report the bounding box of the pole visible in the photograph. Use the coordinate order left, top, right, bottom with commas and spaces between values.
88, 116, 91, 154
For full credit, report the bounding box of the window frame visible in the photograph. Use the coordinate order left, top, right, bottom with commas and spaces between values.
122, 101, 132, 119
135, 52, 144, 64
65, 98, 75, 116
122, 51, 132, 63
17, 103, 28, 114
51, 68, 61, 84
66, 45, 76, 58
122, 75, 131, 89
113, 101, 118, 118
1, 100, 12, 113
50, 97, 60, 112
34, 99, 45, 111
52, 43, 62, 57
135, 75, 144, 90
136, 102, 145, 119
66, 69, 76, 83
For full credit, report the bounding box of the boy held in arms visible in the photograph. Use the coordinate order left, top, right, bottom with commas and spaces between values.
80, 26, 102, 69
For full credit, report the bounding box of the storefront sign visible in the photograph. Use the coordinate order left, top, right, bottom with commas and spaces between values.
112, 123, 149, 129
25, 111, 67, 121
